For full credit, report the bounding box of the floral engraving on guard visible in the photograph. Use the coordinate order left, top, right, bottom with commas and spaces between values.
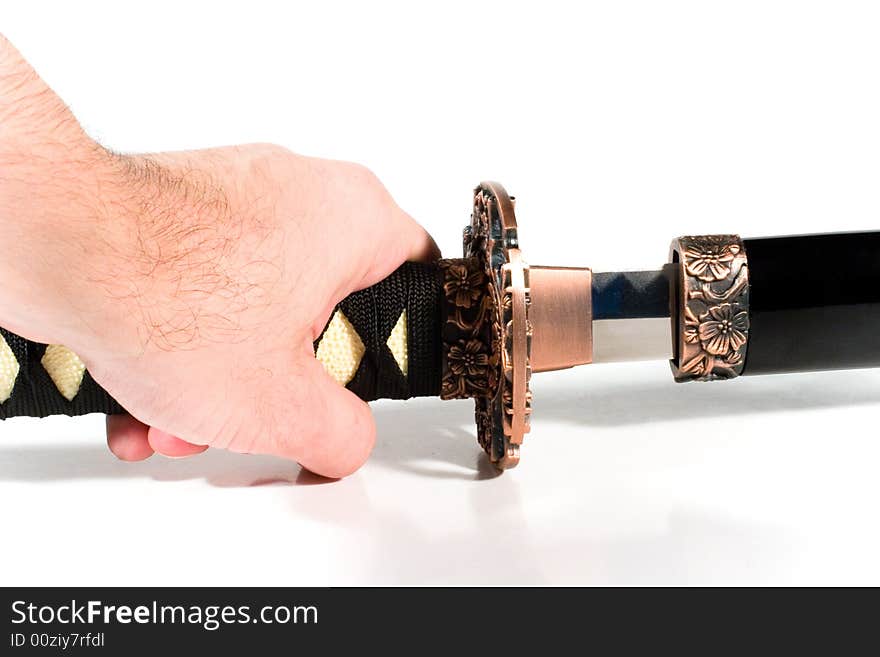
438, 255, 498, 400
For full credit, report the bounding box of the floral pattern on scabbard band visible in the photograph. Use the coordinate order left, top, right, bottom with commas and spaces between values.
670, 234, 750, 382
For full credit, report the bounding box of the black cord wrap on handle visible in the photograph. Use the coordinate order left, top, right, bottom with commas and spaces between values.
0, 329, 122, 419
0, 261, 447, 419
319, 260, 444, 401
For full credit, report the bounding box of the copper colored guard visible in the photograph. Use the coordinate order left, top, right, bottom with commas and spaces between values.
440, 182, 592, 469
669, 235, 750, 382
480, 183, 531, 468
440, 183, 594, 469
447, 182, 533, 469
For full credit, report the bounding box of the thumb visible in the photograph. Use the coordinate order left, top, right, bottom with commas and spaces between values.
281, 357, 376, 479
398, 206, 441, 263
355, 202, 441, 291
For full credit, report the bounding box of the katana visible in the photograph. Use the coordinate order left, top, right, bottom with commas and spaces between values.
2, 181, 879, 469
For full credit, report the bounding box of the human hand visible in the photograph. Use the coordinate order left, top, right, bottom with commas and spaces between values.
0, 35, 438, 477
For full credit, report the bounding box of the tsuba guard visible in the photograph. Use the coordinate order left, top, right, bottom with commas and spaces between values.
439, 182, 532, 469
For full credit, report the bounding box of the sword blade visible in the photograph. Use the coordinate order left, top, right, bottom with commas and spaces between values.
592, 268, 671, 320
590, 267, 673, 364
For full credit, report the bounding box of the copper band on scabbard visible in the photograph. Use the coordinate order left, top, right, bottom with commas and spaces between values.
669, 234, 750, 382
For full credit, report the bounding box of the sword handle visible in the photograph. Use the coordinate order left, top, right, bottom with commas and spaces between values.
0, 260, 451, 419
0, 180, 571, 471
0, 332, 122, 418
313, 260, 444, 401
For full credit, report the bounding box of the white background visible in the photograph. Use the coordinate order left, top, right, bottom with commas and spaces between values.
1, 0, 880, 585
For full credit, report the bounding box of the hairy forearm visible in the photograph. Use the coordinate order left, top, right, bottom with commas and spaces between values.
0, 137, 117, 346
116, 148, 297, 350
0, 140, 280, 359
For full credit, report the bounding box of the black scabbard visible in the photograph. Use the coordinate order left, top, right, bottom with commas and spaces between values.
741, 232, 880, 375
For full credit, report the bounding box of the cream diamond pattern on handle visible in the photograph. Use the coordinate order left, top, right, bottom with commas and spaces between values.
41, 344, 86, 401
315, 310, 366, 386
0, 334, 20, 403
386, 309, 408, 376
